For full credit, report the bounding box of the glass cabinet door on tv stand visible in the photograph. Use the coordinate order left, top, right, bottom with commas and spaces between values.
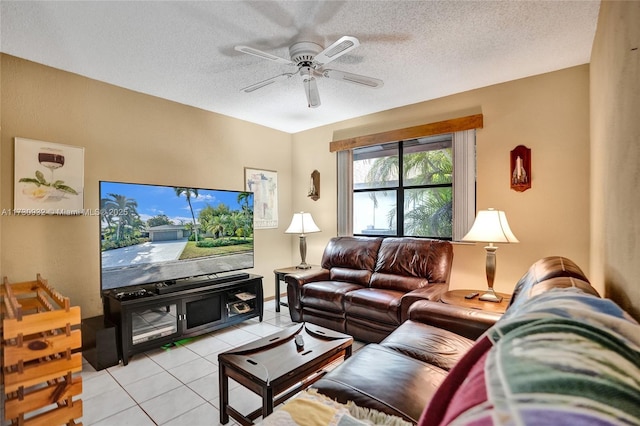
103, 274, 263, 365
129, 301, 180, 352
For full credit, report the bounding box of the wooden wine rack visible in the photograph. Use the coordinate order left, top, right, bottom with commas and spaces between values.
1, 274, 83, 426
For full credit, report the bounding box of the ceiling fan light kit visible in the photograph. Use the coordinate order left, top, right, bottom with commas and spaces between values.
235, 36, 383, 108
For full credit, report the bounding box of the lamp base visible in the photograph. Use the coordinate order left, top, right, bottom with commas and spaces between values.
295, 263, 312, 270
479, 289, 503, 303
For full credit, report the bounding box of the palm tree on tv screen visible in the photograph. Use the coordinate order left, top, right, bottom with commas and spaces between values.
237, 192, 253, 240
174, 187, 199, 241
101, 193, 140, 242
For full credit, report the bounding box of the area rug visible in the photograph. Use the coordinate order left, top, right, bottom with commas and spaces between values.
259, 388, 412, 426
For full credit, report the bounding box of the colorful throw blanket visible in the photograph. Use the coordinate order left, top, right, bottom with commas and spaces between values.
454, 288, 640, 425
259, 388, 412, 426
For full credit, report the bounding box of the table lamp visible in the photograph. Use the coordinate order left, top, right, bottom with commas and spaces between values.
462, 208, 519, 302
285, 212, 320, 269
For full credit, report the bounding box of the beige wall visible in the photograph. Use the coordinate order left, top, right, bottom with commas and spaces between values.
590, 0, 640, 319
1, 55, 595, 317
0, 55, 295, 318
293, 65, 592, 296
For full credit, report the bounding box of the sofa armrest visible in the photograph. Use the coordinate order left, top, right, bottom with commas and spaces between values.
285, 269, 331, 321
400, 284, 448, 322
408, 300, 503, 340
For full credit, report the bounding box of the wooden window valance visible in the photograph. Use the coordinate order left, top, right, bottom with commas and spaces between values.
329, 113, 483, 153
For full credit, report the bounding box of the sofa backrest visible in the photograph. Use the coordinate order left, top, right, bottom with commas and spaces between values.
508, 256, 600, 310
370, 237, 453, 292
321, 236, 383, 286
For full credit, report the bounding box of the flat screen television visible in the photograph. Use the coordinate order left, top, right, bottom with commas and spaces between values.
99, 181, 254, 292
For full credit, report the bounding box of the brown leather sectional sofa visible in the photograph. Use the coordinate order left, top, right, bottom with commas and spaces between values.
308, 256, 601, 424
285, 236, 454, 342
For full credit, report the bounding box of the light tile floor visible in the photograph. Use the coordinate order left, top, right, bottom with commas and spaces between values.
78, 299, 365, 426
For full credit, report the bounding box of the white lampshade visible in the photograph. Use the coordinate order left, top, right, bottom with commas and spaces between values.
285, 212, 320, 235
462, 208, 519, 243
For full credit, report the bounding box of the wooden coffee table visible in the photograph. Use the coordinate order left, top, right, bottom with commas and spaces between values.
218, 323, 353, 425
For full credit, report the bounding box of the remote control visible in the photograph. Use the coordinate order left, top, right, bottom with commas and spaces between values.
294, 335, 304, 349
464, 292, 479, 299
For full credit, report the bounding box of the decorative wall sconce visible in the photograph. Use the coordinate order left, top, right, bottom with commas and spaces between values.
510, 145, 531, 192
308, 170, 320, 201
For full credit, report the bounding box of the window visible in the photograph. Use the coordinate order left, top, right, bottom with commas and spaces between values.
338, 130, 476, 241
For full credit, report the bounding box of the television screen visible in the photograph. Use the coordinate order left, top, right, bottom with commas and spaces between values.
99, 181, 254, 291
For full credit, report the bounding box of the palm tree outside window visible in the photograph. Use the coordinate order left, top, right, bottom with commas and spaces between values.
353, 134, 454, 239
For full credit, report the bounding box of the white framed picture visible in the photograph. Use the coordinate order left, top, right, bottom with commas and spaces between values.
244, 167, 278, 229
14, 137, 84, 215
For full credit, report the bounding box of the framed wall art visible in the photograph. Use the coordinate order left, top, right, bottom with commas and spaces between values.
14, 137, 85, 215
244, 167, 278, 229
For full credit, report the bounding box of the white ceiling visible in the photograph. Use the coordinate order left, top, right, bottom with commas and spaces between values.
1, 1, 600, 134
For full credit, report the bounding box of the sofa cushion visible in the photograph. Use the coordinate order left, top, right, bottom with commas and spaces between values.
370, 237, 453, 291
320, 236, 383, 286
381, 320, 475, 371
344, 288, 404, 325
300, 281, 364, 312
508, 256, 597, 311
370, 273, 428, 293
519, 275, 597, 301
408, 299, 503, 340
300, 308, 347, 333
329, 267, 372, 286
312, 344, 448, 424
344, 318, 398, 343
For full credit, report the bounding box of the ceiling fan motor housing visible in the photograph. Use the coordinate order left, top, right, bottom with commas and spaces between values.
289, 41, 323, 67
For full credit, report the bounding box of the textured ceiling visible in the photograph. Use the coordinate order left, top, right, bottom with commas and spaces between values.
1, 1, 600, 134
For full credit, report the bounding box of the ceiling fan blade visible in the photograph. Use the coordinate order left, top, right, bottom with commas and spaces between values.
304, 77, 321, 108
322, 69, 384, 88
313, 36, 360, 66
234, 45, 293, 65
240, 73, 293, 93
301, 67, 321, 108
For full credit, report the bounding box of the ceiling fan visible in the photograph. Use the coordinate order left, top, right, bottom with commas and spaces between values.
234, 36, 383, 108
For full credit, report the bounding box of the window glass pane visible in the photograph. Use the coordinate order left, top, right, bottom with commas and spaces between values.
353, 190, 397, 235
353, 144, 399, 189
404, 187, 452, 238
403, 136, 453, 186
341, 129, 474, 241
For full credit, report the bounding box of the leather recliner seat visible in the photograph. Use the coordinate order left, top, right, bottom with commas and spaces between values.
286, 236, 454, 342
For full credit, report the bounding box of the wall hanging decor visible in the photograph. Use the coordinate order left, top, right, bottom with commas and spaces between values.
510, 145, 531, 192
308, 170, 320, 201
245, 167, 278, 229
14, 137, 84, 215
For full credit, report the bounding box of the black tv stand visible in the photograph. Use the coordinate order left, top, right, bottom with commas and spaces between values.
103, 274, 263, 365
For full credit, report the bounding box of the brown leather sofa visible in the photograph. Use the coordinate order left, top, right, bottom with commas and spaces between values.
285, 236, 454, 342
309, 256, 600, 424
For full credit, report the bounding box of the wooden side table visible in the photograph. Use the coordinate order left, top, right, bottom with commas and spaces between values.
440, 289, 511, 314
273, 266, 320, 312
